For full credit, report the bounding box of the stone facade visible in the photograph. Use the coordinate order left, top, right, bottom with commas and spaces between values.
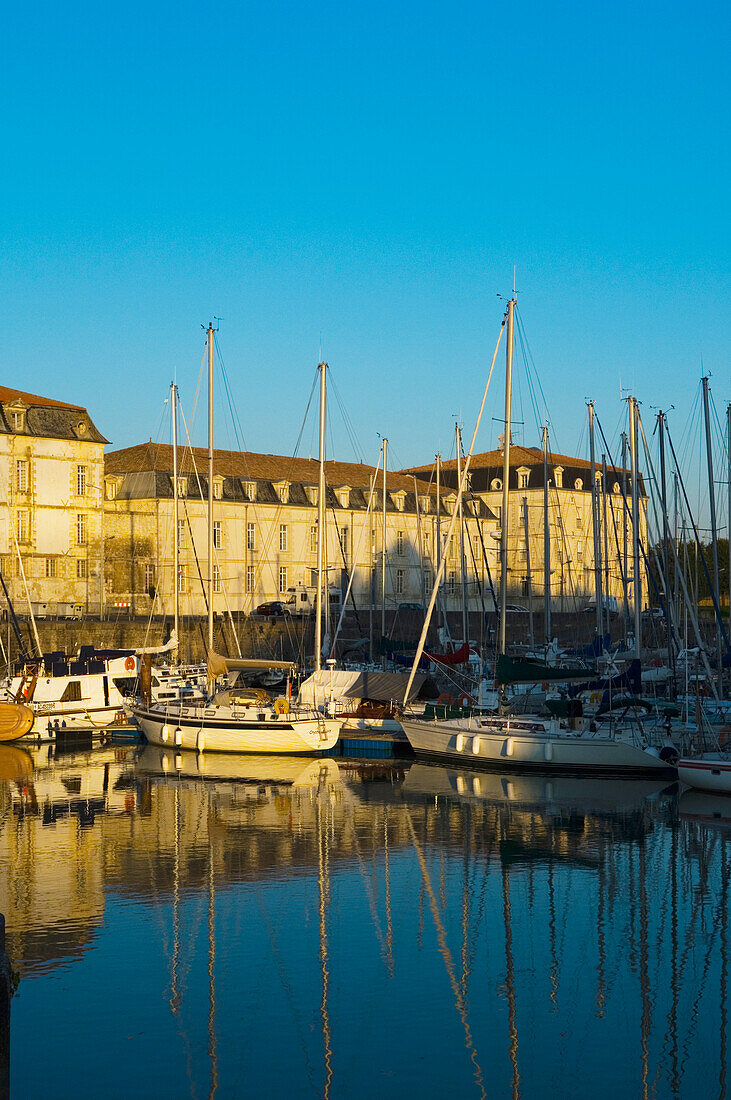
102, 443, 499, 619
405, 444, 649, 613
0, 387, 107, 616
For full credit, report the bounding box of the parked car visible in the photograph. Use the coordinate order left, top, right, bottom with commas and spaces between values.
253, 601, 291, 618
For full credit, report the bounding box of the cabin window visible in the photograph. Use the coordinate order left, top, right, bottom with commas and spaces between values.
77, 559, 87, 579
279, 566, 288, 593
16, 459, 28, 494
60, 681, 82, 703
213, 521, 223, 550
77, 465, 87, 496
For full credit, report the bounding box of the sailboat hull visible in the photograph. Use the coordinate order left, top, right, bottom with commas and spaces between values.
678, 755, 731, 794
136, 703, 340, 754
400, 716, 678, 776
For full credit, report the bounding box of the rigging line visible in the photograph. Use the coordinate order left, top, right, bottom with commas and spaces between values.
331, 449, 383, 651
515, 314, 545, 439
515, 306, 551, 423
665, 421, 731, 652
328, 372, 365, 464
213, 333, 249, 451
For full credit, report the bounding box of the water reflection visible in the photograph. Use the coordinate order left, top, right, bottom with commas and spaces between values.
0, 746, 728, 1098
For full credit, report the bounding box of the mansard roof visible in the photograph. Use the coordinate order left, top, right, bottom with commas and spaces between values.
104, 443, 504, 517
0, 385, 108, 443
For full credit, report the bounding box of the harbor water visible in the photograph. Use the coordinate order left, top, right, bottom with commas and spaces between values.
0, 742, 729, 1098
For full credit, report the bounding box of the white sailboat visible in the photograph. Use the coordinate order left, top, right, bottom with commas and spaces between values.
400, 299, 679, 777
135, 328, 340, 755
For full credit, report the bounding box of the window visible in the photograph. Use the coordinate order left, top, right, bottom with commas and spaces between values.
423, 531, 430, 553
17, 511, 29, 543
76, 514, 87, 546
278, 482, 289, 503
105, 478, 117, 500
613, 481, 621, 494
448, 570, 457, 595
10, 409, 25, 432
396, 569, 405, 595
178, 564, 187, 592
423, 568, 432, 593
176, 477, 187, 497
574, 478, 583, 490
518, 547, 527, 560
397, 531, 404, 556
338, 489, 349, 508
494, 505, 502, 526
16, 459, 28, 494
519, 500, 527, 521
213, 565, 222, 593
76, 465, 87, 496
213, 520, 223, 550
77, 559, 87, 579
394, 493, 405, 512
491, 478, 502, 491
144, 564, 155, 591
213, 479, 223, 500
246, 565, 255, 594
554, 466, 564, 489
310, 525, 318, 554
339, 526, 348, 560
245, 481, 256, 501
60, 681, 82, 703
577, 546, 583, 562
279, 566, 287, 593
518, 469, 530, 489
575, 510, 581, 530
246, 522, 255, 551
279, 524, 288, 552
177, 519, 186, 548
422, 496, 430, 515
45, 558, 57, 578
472, 533, 480, 558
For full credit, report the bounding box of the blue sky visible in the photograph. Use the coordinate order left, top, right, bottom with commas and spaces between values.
2, 0, 729, 482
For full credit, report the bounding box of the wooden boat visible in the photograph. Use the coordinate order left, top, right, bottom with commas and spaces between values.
0, 700, 35, 742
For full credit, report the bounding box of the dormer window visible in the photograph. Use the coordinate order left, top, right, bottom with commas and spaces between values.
105, 478, 118, 500
517, 467, 530, 489
244, 481, 256, 501
213, 478, 224, 500
393, 491, 406, 512
574, 478, 583, 490
490, 478, 502, 491
421, 496, 430, 515
177, 477, 187, 497
77, 421, 88, 436
553, 466, 564, 489
275, 480, 289, 504
305, 486, 317, 506
613, 481, 621, 494
7, 404, 26, 433
337, 487, 350, 508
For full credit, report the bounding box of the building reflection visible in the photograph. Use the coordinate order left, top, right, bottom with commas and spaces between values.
0, 747, 729, 1098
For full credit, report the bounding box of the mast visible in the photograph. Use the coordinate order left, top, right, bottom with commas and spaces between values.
207, 323, 214, 653
542, 425, 551, 644
588, 401, 603, 638
381, 437, 388, 665
171, 382, 180, 648
702, 375, 723, 695
456, 423, 468, 646
728, 403, 731, 644
435, 454, 442, 631
602, 453, 610, 623
657, 411, 676, 689
628, 397, 642, 659
621, 432, 629, 638
498, 297, 516, 656
315, 362, 327, 673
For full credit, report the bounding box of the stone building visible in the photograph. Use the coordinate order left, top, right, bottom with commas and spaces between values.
405, 444, 648, 614
102, 442, 498, 620
0, 386, 107, 616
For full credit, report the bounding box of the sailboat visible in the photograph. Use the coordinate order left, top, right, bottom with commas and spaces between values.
135, 328, 341, 755
400, 299, 679, 776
